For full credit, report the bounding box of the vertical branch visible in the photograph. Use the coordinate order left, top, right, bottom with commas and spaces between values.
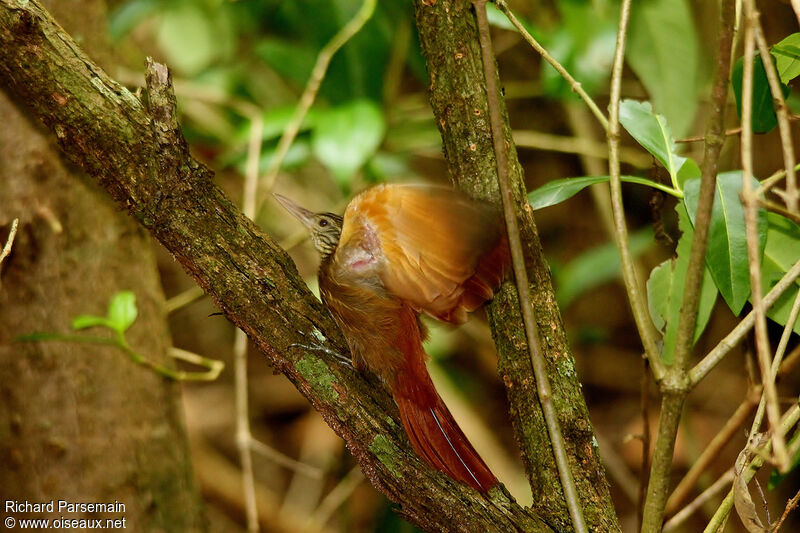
473, 2, 587, 532
607, 0, 665, 381
740, 0, 789, 471
750, 6, 797, 212
641, 1, 736, 529
413, 1, 619, 529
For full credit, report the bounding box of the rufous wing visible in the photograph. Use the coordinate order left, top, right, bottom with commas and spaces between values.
338, 184, 509, 324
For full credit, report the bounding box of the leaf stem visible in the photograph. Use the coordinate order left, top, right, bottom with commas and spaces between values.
703, 403, 800, 532
473, 3, 587, 532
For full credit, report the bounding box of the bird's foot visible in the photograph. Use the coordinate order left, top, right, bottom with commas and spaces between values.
288, 342, 353, 369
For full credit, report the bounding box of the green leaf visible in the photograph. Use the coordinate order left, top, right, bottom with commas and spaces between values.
156, 4, 234, 75
255, 38, 317, 87
619, 100, 699, 189
528, 174, 680, 210
647, 205, 719, 364
311, 100, 386, 187
627, 0, 700, 137
108, 0, 159, 42
683, 172, 767, 315
557, 228, 653, 308
485, 3, 517, 33
771, 33, 800, 84
541, 2, 617, 98
107, 291, 138, 333
732, 55, 791, 134
761, 213, 800, 334
72, 315, 113, 331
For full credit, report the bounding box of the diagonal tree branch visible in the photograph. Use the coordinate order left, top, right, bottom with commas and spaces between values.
0, 1, 550, 531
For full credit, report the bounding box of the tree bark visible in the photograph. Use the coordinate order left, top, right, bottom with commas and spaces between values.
0, 1, 554, 531
0, 1, 205, 531
412, 1, 620, 531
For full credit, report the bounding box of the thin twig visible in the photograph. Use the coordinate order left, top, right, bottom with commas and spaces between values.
772, 489, 800, 533
740, 0, 789, 471
606, 0, 665, 383
473, 2, 587, 532
165, 286, 205, 314
235, 112, 264, 533
666, 389, 759, 515
677, 126, 743, 144
703, 404, 800, 532
0, 217, 19, 289
594, 430, 639, 505
307, 466, 365, 530
638, 357, 652, 531
756, 162, 800, 197
663, 469, 735, 532
494, 0, 609, 132
690, 255, 800, 385
751, 9, 797, 213
760, 198, 800, 226
249, 439, 325, 480
513, 129, 652, 167
257, 0, 377, 207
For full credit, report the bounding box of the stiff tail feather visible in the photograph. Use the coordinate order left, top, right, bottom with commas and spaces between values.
393, 369, 498, 492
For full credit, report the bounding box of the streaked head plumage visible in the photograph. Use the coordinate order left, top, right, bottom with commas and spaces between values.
274, 193, 343, 257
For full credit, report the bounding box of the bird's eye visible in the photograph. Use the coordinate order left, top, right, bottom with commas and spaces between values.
318, 219, 328, 227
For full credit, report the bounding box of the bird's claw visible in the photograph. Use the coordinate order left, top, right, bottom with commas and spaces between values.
288, 342, 353, 369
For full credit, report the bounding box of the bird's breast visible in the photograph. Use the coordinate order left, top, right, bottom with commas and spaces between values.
337, 216, 383, 274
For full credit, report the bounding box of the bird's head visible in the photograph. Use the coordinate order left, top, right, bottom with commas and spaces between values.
274, 193, 343, 258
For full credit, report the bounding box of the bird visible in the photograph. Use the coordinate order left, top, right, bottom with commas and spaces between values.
275, 183, 509, 492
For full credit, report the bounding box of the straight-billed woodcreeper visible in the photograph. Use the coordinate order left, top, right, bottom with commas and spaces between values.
275, 184, 509, 492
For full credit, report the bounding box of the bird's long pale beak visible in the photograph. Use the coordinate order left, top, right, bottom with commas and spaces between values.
273, 193, 315, 229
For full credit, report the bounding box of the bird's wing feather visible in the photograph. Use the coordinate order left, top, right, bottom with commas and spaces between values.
336, 184, 508, 324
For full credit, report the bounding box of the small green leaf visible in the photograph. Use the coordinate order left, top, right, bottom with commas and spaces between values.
108, 0, 158, 42
72, 315, 113, 331
528, 174, 680, 210
761, 213, 800, 334
107, 291, 138, 333
619, 100, 697, 190
771, 33, 800, 84
647, 204, 718, 364
732, 55, 791, 134
255, 39, 316, 87
627, 0, 699, 137
311, 100, 386, 188
557, 228, 653, 308
683, 172, 767, 315
541, 2, 617, 98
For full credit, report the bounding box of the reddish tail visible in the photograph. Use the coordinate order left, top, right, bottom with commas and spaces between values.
391, 347, 498, 492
